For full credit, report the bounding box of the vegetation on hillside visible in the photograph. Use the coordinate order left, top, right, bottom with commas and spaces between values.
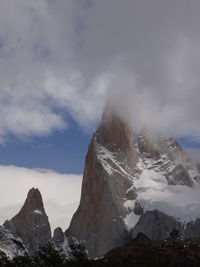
1, 231, 200, 267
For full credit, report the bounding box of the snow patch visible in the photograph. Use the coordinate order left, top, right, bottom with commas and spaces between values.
124, 212, 140, 231
134, 168, 200, 222
96, 143, 133, 180
33, 209, 43, 215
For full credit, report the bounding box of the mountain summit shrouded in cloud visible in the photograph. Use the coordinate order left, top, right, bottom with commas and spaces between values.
67, 106, 200, 258
0, 0, 200, 144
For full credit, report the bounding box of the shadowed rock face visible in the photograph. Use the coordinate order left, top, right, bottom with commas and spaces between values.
131, 210, 200, 241
184, 219, 200, 238
4, 188, 51, 254
131, 210, 182, 240
166, 164, 193, 186
68, 110, 138, 258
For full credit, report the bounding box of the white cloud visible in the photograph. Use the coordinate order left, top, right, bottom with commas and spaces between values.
185, 148, 200, 164
1, 0, 200, 141
78, 0, 200, 139
0, 0, 107, 142
0, 165, 82, 232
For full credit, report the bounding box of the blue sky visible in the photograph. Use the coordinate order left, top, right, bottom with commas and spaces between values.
0, 117, 92, 174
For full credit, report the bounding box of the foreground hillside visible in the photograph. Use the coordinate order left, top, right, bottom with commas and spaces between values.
1, 232, 200, 267
102, 232, 200, 267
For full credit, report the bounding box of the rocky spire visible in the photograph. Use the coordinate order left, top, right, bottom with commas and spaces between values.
4, 188, 51, 254
96, 107, 138, 167
97, 108, 134, 151
68, 108, 138, 258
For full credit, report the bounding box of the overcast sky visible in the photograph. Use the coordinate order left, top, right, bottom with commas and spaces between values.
1, 0, 200, 230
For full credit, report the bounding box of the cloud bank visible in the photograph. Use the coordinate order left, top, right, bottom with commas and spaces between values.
0, 0, 200, 141
0, 165, 82, 231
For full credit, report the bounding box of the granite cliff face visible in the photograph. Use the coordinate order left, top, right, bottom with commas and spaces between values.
4, 188, 51, 255
68, 109, 200, 258
68, 110, 139, 257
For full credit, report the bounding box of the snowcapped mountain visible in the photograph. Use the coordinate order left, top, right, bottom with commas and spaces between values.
68, 109, 200, 258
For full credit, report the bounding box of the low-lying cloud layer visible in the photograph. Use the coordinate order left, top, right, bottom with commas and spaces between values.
0, 0, 200, 142
0, 165, 82, 231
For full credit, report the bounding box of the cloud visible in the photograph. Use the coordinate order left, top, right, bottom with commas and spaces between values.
0, 165, 82, 231
0, 0, 107, 142
1, 0, 200, 141
77, 0, 200, 138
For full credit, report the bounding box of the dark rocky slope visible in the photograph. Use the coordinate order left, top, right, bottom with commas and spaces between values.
101, 233, 200, 267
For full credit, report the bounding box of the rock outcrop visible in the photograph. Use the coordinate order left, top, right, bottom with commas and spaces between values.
68, 110, 138, 258
4, 188, 51, 255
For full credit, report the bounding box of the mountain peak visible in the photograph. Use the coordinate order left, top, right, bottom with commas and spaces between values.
68, 107, 200, 258
4, 188, 51, 254
97, 108, 133, 152
23, 187, 44, 213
